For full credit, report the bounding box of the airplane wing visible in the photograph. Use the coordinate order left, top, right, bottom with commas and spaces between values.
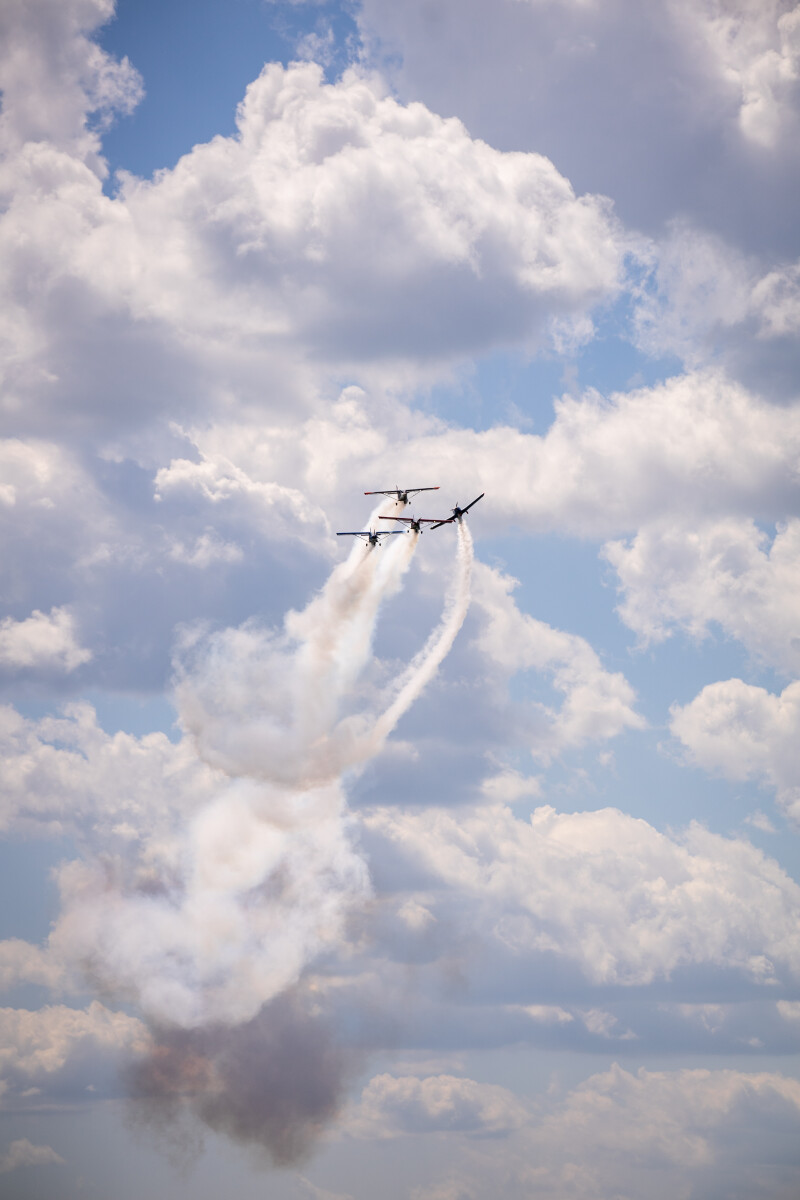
462, 492, 485, 513
337, 531, 370, 537
428, 517, 455, 530
363, 487, 440, 496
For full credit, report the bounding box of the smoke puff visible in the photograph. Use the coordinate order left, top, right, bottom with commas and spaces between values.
51, 777, 370, 1028
130, 991, 361, 1165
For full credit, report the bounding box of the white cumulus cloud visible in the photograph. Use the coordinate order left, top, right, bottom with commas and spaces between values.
0, 606, 91, 672
0, 1138, 64, 1174
366, 802, 800, 985
473, 562, 644, 757
604, 517, 800, 672
349, 1072, 529, 1138
671, 678, 800, 822
0, 1000, 149, 1105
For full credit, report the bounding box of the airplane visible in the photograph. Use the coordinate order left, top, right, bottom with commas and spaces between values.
364, 486, 440, 505
429, 493, 485, 530
337, 529, 405, 548
377, 515, 442, 534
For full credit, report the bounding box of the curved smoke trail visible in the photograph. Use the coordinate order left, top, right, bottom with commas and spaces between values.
371, 520, 473, 746
49, 503, 474, 1162
174, 504, 420, 788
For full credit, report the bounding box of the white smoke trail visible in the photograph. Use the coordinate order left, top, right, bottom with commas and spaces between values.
289, 510, 419, 753
370, 520, 474, 746
46, 502, 475, 1160
51, 504, 427, 1031
175, 504, 419, 788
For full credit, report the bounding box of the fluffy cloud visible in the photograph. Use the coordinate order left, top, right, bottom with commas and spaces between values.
166, 529, 243, 568
0, 701, 217, 835
155, 440, 331, 551
754, 259, 800, 337
349, 1072, 528, 1138
352, 370, 800, 538
524, 1063, 800, 1200
365, 803, 800, 986
341, 1064, 800, 1200
116, 367, 800, 575
356, 0, 800, 250
0, 606, 91, 672
0, 438, 107, 564
631, 224, 757, 361
116, 60, 622, 362
473, 562, 644, 757
0, 0, 141, 160
0, 49, 625, 448
678, 0, 800, 148
604, 517, 800, 671
629, 222, 800, 391
0, 1138, 64, 1174
0, 939, 66, 994
143, 370, 783, 580
0, 1000, 149, 1105
671, 679, 800, 822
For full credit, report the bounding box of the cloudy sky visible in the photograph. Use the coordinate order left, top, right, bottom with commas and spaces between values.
1, 0, 800, 1196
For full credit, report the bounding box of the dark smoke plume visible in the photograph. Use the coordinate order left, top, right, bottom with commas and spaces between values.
130, 990, 361, 1165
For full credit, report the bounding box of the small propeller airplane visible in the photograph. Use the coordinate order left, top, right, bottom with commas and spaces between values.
364, 486, 440, 504
429, 493, 485, 530
377, 515, 442, 534
337, 529, 405, 548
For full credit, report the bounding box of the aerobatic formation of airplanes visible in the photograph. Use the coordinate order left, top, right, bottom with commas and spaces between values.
337, 489, 484, 546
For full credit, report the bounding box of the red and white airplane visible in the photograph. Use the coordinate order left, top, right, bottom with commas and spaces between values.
364, 486, 439, 505
377, 515, 442, 534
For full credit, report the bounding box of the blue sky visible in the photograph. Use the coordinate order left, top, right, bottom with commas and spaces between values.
98, 0, 360, 178
1, 1, 800, 1197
